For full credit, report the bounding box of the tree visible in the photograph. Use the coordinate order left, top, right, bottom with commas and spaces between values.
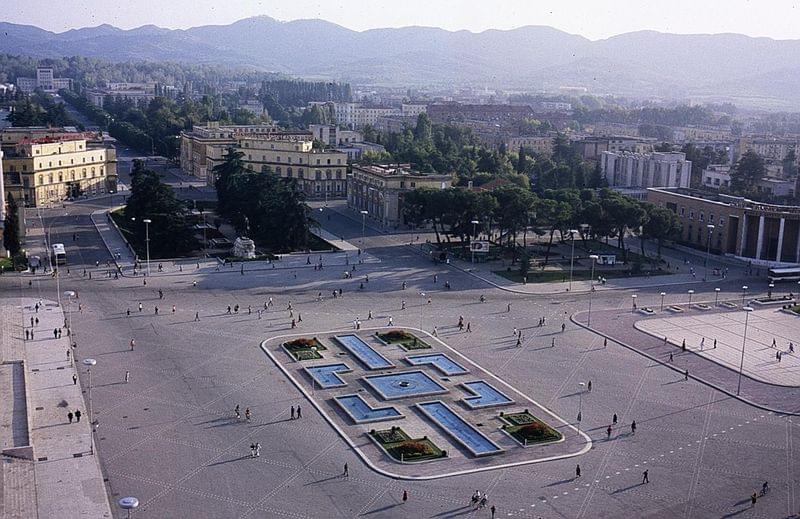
730, 150, 765, 193
516, 146, 527, 173
783, 149, 798, 177
3, 193, 21, 256
641, 204, 682, 258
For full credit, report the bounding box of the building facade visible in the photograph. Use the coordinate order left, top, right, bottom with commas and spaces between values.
348, 164, 452, 227
506, 136, 553, 156
601, 151, 691, 189
647, 187, 800, 266
1, 131, 117, 206
16, 67, 72, 93
701, 164, 732, 190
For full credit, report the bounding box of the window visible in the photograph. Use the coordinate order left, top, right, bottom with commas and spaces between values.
261, 165, 269, 173
326, 158, 331, 165
277, 156, 281, 162
336, 170, 342, 179
400, 181, 405, 188
679, 206, 685, 216
709, 214, 714, 223
326, 170, 332, 180
58, 173, 63, 182
316, 159, 320, 165
275, 167, 282, 174
337, 159, 342, 165
315, 171, 321, 180
48, 173, 53, 183
699, 212, 704, 222
689, 210, 695, 220
411, 182, 416, 188
719, 217, 725, 227
38, 175, 43, 185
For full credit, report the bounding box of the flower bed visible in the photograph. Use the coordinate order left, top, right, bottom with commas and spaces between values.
282, 337, 326, 361
693, 303, 711, 310
638, 307, 655, 315
667, 305, 684, 313
721, 301, 738, 309
500, 410, 562, 446
376, 330, 431, 350
370, 426, 445, 462
751, 296, 796, 307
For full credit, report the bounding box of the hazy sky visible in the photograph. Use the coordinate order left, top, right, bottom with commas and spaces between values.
6, 0, 800, 40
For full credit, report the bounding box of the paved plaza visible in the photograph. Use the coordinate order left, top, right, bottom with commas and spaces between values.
3, 198, 800, 518
637, 308, 800, 386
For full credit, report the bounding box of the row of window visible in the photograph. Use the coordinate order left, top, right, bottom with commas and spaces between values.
35, 168, 105, 185
678, 206, 725, 227
246, 154, 342, 166
7, 156, 103, 172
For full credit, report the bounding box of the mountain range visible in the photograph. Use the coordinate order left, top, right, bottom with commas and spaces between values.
3, 16, 800, 108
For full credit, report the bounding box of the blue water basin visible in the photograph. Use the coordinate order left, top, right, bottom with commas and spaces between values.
461, 380, 514, 408
417, 401, 503, 456
304, 363, 351, 389
334, 394, 403, 423
335, 334, 394, 370
406, 353, 468, 376
364, 370, 449, 400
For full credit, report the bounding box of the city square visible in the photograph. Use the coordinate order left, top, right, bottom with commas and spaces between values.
3, 198, 800, 518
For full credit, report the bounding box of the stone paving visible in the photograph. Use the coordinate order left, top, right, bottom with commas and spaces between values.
3, 201, 800, 518
637, 307, 800, 386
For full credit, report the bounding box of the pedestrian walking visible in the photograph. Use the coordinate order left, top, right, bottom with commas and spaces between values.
172, 305, 176, 314
138, 302, 143, 312
561, 322, 566, 332
700, 337, 705, 350
126, 308, 131, 317
401, 300, 406, 310
290, 406, 295, 420
751, 492, 758, 507
612, 413, 617, 424
773, 338, 777, 348
68, 411, 73, 423
245, 407, 251, 421
75, 409, 81, 422
368, 310, 372, 320
682, 339, 686, 352
516, 337, 522, 347
713, 338, 717, 349
250, 443, 256, 458
507, 303, 511, 313
513, 327, 517, 337
72, 374, 77, 385
130, 338, 135, 350
551, 337, 556, 348
576, 464, 581, 478
125, 370, 130, 383
642, 469, 649, 484
631, 420, 637, 434
388, 317, 394, 326
669, 352, 674, 362
684, 369, 689, 381
402, 490, 408, 503
343, 463, 348, 477
607, 425, 612, 439
466, 322, 471, 332
604, 337, 608, 348
235, 405, 240, 420
53, 328, 58, 339
297, 405, 302, 419
194, 311, 200, 321
587, 380, 592, 392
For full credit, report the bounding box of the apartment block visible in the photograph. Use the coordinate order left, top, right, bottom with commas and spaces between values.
601, 151, 691, 189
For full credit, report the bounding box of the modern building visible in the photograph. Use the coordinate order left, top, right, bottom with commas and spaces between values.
348, 164, 452, 227
601, 151, 691, 189
738, 136, 798, 163
1, 130, 117, 206
573, 136, 655, 161
179, 122, 279, 182
16, 67, 72, 93
647, 187, 800, 265
506, 136, 553, 156
237, 136, 348, 199
701, 165, 732, 190
307, 125, 363, 146
86, 83, 157, 108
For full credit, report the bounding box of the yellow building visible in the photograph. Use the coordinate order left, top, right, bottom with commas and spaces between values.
1, 132, 117, 207
237, 136, 348, 198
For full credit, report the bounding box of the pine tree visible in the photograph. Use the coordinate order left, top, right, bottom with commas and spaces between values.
3, 193, 21, 256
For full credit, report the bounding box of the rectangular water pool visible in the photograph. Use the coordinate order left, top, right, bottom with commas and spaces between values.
406, 353, 468, 376
364, 370, 449, 400
335, 335, 394, 370
416, 401, 503, 457
303, 363, 352, 389
461, 380, 514, 409
334, 394, 403, 424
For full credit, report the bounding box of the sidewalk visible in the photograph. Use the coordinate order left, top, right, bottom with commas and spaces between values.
22, 297, 113, 518
90, 208, 136, 268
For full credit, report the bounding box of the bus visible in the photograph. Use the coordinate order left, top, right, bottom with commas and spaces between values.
52, 243, 67, 266
768, 267, 800, 283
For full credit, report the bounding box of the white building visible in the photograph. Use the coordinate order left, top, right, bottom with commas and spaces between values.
701, 164, 732, 190
600, 151, 692, 189
16, 67, 72, 93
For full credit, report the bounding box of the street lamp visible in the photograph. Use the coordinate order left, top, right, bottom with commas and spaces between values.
577, 382, 585, 433
704, 224, 715, 281
587, 254, 599, 326
688, 289, 694, 305
768, 283, 775, 299
568, 230, 578, 292
714, 287, 720, 307
82, 358, 97, 453
741, 285, 748, 306
470, 219, 480, 264
660, 292, 666, 312
63, 290, 76, 344
737, 306, 754, 395
142, 219, 152, 276
118, 497, 139, 519
631, 294, 638, 313
360, 210, 368, 248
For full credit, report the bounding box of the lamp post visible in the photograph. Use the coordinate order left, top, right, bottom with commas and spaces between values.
714, 287, 720, 307
737, 306, 754, 395
587, 254, 599, 326
118, 497, 139, 519
688, 289, 694, 305
63, 290, 75, 346
768, 283, 774, 300
142, 219, 152, 276
741, 285, 748, 306
568, 230, 578, 292
577, 382, 585, 433
201, 211, 209, 252
660, 292, 666, 312
360, 210, 368, 249
470, 219, 479, 264
704, 224, 715, 281
82, 358, 97, 453
631, 294, 638, 313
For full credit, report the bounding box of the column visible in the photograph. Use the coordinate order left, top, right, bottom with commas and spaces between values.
776, 218, 786, 263
755, 215, 766, 260
738, 214, 748, 256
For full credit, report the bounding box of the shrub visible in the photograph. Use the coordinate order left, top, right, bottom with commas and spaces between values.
519, 422, 549, 438
382, 330, 414, 341
397, 441, 430, 456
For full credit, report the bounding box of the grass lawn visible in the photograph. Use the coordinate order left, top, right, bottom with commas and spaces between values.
283, 337, 327, 361
0, 257, 12, 271
376, 330, 431, 350
500, 410, 562, 446
493, 267, 670, 284
371, 427, 445, 462
790, 305, 800, 315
